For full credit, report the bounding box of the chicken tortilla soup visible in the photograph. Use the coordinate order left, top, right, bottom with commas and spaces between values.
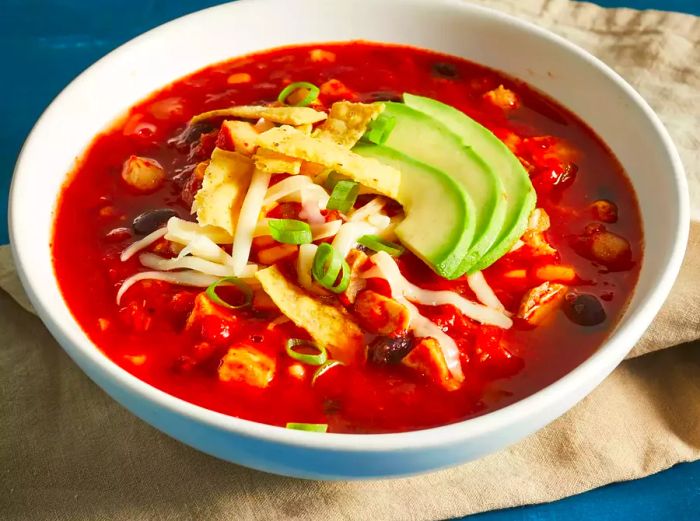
52, 42, 643, 434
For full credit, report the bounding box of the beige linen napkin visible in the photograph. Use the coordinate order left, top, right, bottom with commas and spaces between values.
2, 1, 700, 519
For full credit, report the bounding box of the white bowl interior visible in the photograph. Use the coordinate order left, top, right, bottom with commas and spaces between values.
9, 0, 687, 477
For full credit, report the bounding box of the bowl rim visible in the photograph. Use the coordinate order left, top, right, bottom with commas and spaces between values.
9, 0, 689, 452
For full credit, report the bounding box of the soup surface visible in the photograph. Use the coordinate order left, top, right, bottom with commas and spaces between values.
52, 42, 642, 433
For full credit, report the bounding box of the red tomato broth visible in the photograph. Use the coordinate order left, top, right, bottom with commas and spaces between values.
52, 42, 643, 434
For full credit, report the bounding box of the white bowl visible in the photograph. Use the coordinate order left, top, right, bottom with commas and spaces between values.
10, 0, 688, 479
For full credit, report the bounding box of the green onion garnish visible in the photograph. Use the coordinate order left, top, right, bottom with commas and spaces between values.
206, 277, 253, 310
326, 180, 359, 213
365, 115, 397, 145
312, 243, 350, 293
277, 82, 320, 107
323, 171, 349, 191
312, 360, 344, 385
286, 338, 328, 366
357, 235, 405, 257
268, 219, 313, 244
285, 422, 328, 432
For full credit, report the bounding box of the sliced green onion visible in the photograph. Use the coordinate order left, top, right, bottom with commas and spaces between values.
357, 235, 405, 256
268, 219, 312, 244
312, 243, 350, 293
277, 82, 320, 107
285, 422, 328, 432
323, 171, 353, 192
365, 115, 397, 145
286, 338, 328, 366
312, 360, 344, 385
327, 180, 359, 213
206, 277, 253, 310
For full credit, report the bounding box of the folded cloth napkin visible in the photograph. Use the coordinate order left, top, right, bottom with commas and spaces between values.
2, 1, 699, 519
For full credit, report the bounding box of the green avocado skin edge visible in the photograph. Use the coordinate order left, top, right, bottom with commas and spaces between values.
379, 102, 507, 279
403, 93, 537, 274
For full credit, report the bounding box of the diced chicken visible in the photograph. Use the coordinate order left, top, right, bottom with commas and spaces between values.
483, 85, 520, 110
185, 292, 237, 332
288, 363, 306, 380
522, 208, 557, 256
221, 120, 259, 156
517, 282, 567, 326
255, 265, 364, 365
344, 249, 369, 304
353, 290, 410, 337
218, 345, 276, 388
121, 155, 165, 192
402, 337, 461, 391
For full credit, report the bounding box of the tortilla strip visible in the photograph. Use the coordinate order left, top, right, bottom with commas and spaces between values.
256, 125, 401, 199
194, 148, 254, 234
314, 101, 384, 147
254, 148, 302, 175
190, 105, 327, 126
255, 265, 364, 365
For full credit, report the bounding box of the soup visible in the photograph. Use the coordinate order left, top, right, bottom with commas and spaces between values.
52, 42, 642, 434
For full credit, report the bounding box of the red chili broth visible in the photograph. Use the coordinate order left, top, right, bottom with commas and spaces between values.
52, 42, 643, 433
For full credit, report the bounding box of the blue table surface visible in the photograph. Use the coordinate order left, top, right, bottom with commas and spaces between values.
2, 1, 698, 519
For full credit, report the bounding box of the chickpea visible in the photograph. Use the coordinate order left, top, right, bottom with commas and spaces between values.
121, 155, 165, 192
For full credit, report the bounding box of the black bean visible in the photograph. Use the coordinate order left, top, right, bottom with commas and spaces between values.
367, 335, 413, 365
167, 121, 215, 150
132, 208, 178, 235
563, 293, 607, 326
431, 62, 459, 79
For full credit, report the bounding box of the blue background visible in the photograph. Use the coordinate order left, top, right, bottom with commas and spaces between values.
1, 1, 698, 519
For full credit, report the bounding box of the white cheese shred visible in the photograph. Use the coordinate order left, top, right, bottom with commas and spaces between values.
139, 253, 260, 279
363, 252, 514, 380
467, 271, 508, 314
120, 227, 167, 262
254, 219, 342, 241
232, 168, 272, 276
263, 175, 329, 209
331, 221, 377, 258
349, 196, 387, 222
117, 270, 220, 305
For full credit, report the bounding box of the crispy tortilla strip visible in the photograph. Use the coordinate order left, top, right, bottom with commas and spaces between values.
190, 105, 327, 126
254, 148, 302, 175
194, 148, 254, 235
314, 101, 384, 147
257, 125, 401, 199
255, 265, 364, 365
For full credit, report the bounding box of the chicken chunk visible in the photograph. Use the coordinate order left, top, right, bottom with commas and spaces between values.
218, 345, 276, 388
353, 290, 410, 337
343, 249, 369, 304
185, 292, 236, 332
121, 155, 165, 192
221, 120, 259, 156
402, 337, 461, 391
522, 208, 557, 256
517, 282, 567, 326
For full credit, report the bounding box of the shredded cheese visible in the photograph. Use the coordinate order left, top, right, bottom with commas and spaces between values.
165, 217, 233, 245
349, 196, 387, 222
467, 271, 508, 314
231, 168, 271, 275
139, 253, 258, 279
117, 270, 220, 305
332, 221, 377, 258
297, 243, 319, 293
120, 227, 167, 262
263, 175, 329, 209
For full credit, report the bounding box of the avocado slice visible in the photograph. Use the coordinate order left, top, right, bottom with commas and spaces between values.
403, 93, 536, 272
353, 143, 475, 278
379, 102, 507, 277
